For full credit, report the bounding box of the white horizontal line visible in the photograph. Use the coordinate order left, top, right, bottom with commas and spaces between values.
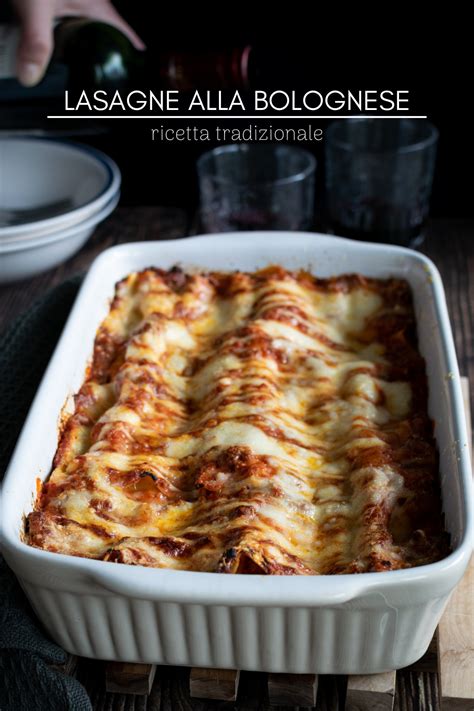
47, 114, 428, 120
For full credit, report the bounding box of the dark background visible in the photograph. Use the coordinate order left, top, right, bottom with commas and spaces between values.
1, 4, 472, 219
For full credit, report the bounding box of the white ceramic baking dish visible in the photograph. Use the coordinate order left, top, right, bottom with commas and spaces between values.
1, 232, 472, 674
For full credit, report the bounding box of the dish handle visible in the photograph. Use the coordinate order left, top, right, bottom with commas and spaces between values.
87, 565, 387, 607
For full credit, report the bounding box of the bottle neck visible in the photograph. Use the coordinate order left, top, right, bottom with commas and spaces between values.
154, 46, 252, 90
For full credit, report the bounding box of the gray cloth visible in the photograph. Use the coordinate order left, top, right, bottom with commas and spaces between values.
0, 277, 92, 711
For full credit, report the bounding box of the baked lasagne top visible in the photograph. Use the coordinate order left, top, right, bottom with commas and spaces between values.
27, 266, 448, 574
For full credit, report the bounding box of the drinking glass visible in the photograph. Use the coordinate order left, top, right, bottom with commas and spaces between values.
325, 118, 438, 246
197, 144, 316, 232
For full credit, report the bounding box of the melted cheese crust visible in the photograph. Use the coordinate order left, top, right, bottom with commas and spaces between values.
28, 267, 448, 574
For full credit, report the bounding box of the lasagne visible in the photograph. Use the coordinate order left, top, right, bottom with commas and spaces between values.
27, 266, 448, 574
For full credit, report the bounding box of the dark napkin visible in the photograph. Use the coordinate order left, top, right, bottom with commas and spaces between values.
0, 277, 92, 711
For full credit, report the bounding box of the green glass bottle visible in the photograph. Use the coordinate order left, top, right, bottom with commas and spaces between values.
53, 18, 145, 90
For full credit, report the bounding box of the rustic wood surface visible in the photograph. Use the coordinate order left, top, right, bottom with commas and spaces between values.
0, 211, 472, 710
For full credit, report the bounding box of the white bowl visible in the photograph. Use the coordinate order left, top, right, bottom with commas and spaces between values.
0, 191, 120, 283
0, 138, 121, 241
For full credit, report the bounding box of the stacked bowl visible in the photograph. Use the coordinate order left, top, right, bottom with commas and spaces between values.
0, 138, 121, 283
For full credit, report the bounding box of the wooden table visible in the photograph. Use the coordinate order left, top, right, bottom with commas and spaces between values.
0, 210, 472, 710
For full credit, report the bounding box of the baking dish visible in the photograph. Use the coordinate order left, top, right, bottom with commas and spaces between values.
1, 232, 472, 674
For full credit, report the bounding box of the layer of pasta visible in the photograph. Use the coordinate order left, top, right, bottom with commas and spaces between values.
27, 266, 448, 574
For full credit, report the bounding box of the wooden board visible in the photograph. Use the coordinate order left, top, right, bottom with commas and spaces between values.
404, 631, 439, 673
345, 671, 396, 711
189, 667, 240, 701
437, 378, 473, 710
105, 662, 156, 695
267, 672, 318, 706
438, 555, 474, 711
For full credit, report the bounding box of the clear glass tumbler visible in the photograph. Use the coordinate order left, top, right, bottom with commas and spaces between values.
325, 118, 438, 246
197, 144, 316, 233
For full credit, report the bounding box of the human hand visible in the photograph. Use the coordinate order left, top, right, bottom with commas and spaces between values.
12, 0, 145, 87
